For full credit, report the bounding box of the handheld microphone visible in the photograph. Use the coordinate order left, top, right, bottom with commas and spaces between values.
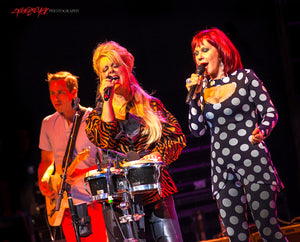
103, 87, 112, 101
103, 76, 118, 101
185, 64, 206, 103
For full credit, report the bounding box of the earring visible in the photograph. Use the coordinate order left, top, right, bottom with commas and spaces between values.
220, 61, 224, 72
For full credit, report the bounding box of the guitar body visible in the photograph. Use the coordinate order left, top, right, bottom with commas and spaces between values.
42, 148, 90, 226
45, 173, 69, 226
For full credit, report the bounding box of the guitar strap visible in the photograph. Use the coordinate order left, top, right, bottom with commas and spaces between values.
62, 108, 86, 169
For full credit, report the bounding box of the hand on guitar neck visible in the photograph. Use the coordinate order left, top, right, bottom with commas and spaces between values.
41, 147, 91, 191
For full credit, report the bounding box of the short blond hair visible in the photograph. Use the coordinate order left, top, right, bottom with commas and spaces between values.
46, 71, 78, 92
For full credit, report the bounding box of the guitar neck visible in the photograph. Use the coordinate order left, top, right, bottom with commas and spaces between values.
66, 157, 81, 176
66, 148, 90, 176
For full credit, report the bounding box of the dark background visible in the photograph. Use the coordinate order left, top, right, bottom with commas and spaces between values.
1, 0, 300, 241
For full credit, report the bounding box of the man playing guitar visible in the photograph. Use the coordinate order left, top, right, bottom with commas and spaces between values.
38, 71, 107, 241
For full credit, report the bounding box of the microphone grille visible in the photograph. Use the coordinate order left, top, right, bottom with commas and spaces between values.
71, 97, 80, 110
196, 64, 207, 76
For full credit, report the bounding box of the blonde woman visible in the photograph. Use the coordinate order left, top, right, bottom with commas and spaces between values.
86, 41, 186, 241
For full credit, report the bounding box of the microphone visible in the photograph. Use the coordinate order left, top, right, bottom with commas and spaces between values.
185, 64, 207, 103
95, 149, 102, 171
103, 76, 118, 101
71, 97, 80, 110
126, 150, 140, 161
103, 87, 112, 101
101, 149, 127, 161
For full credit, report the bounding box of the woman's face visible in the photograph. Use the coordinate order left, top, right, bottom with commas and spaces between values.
99, 56, 130, 95
194, 39, 223, 79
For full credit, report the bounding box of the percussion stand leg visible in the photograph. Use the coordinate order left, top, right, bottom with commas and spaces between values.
119, 192, 137, 242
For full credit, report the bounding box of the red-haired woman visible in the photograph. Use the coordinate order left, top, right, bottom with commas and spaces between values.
186, 28, 288, 241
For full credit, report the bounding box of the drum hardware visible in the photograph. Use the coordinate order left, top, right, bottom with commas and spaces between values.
106, 153, 139, 241
84, 167, 125, 203
106, 161, 115, 203
117, 192, 139, 242
117, 195, 145, 224
85, 158, 164, 203
85, 149, 165, 242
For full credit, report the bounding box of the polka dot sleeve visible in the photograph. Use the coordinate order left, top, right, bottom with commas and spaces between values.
187, 90, 208, 137
246, 70, 278, 138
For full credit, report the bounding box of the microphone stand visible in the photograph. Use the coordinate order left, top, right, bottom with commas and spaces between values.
66, 183, 81, 242
55, 102, 83, 242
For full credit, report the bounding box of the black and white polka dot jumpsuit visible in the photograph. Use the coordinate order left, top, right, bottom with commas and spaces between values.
188, 69, 288, 241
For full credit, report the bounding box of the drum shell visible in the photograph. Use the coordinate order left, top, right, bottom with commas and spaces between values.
84, 173, 107, 196
127, 166, 157, 186
84, 170, 127, 201
125, 163, 162, 194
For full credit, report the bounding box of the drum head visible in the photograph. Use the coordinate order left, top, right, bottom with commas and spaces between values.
122, 159, 164, 167
85, 168, 122, 179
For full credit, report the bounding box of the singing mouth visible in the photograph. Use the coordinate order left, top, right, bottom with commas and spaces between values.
107, 75, 120, 81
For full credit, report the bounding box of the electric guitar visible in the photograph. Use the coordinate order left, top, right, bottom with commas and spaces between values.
41, 147, 90, 226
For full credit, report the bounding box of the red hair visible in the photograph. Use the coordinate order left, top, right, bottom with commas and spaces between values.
191, 28, 243, 75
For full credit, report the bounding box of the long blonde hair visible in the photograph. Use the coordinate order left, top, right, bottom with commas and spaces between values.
93, 41, 165, 146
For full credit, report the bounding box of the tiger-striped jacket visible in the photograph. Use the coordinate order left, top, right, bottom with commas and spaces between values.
85, 98, 186, 205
